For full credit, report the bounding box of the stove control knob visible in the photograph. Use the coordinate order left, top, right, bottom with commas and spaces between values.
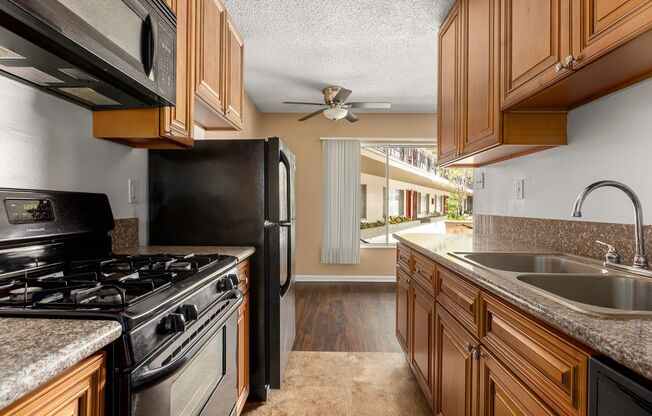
179, 304, 199, 322
159, 313, 186, 334
217, 277, 235, 292
228, 274, 239, 287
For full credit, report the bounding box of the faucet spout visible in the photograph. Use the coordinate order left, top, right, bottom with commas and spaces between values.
572, 180, 648, 269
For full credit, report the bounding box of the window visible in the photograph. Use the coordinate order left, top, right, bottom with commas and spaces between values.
360, 144, 447, 246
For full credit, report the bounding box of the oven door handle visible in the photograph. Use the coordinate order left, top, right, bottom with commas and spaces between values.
131, 292, 243, 391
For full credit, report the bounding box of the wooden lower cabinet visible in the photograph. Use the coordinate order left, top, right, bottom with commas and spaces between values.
410, 284, 435, 406
435, 306, 478, 416
235, 258, 251, 415
396, 268, 411, 354
479, 348, 555, 416
396, 243, 593, 416
0, 352, 105, 416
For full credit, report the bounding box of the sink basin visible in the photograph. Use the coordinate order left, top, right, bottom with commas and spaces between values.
517, 274, 652, 317
453, 252, 608, 274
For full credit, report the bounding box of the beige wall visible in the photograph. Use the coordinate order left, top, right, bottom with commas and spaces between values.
260, 113, 436, 277
202, 104, 436, 276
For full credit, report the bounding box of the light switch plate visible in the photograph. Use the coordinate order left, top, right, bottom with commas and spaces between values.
515, 179, 524, 200
475, 173, 485, 190
128, 179, 138, 204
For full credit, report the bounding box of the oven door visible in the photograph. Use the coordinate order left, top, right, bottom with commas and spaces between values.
130, 296, 241, 416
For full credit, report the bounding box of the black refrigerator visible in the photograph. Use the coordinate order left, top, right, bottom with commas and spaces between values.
148, 138, 296, 401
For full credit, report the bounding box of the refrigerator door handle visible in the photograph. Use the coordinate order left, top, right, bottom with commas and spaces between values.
278, 221, 292, 227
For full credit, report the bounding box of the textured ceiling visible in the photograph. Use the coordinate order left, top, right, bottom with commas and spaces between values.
223, 0, 455, 113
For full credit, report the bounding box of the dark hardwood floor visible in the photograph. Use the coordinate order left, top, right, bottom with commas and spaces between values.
292, 282, 401, 353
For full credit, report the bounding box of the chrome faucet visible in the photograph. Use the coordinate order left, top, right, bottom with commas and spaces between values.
572, 180, 649, 270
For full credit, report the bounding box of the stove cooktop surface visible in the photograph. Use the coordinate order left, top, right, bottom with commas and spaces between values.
0, 253, 233, 310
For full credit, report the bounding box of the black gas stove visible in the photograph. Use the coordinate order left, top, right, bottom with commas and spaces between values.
0, 188, 243, 416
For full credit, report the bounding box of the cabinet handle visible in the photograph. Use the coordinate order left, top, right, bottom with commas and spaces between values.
473, 348, 485, 360
465, 342, 475, 353
164, 129, 174, 136
554, 62, 565, 72
399, 255, 408, 262
564, 55, 578, 66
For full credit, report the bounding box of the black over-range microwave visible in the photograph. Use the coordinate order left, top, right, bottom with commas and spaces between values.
0, 0, 176, 109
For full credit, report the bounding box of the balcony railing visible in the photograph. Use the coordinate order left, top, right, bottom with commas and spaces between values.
376, 147, 447, 177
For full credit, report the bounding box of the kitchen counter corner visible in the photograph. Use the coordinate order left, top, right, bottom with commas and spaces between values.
0, 318, 121, 410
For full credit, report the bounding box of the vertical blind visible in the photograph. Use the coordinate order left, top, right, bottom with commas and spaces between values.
321, 140, 361, 264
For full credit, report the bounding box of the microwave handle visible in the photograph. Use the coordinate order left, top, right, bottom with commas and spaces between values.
142, 13, 158, 76
131, 293, 243, 391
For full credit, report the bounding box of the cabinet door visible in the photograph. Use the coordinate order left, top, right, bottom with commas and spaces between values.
479, 348, 555, 416
163, 0, 194, 139
195, 0, 226, 113
410, 284, 435, 406
501, 0, 571, 109
572, 0, 652, 68
435, 307, 478, 416
396, 268, 411, 355
437, 2, 462, 165
461, 0, 502, 156
236, 292, 250, 415
224, 13, 244, 129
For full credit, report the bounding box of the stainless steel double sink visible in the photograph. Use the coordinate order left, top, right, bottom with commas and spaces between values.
450, 252, 652, 318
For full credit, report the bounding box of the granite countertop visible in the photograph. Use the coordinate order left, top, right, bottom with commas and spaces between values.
394, 232, 652, 380
115, 246, 256, 262
0, 318, 122, 410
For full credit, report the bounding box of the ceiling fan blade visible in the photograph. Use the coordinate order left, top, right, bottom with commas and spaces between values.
347, 102, 392, 109
345, 111, 359, 123
283, 101, 326, 106
333, 88, 352, 103
298, 108, 326, 121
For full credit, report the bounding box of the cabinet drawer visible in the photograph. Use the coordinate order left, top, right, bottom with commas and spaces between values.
412, 251, 436, 296
436, 265, 481, 337
397, 245, 412, 273
481, 294, 590, 416
237, 259, 250, 294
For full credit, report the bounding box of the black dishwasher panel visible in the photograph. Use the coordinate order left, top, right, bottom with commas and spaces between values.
589, 356, 652, 416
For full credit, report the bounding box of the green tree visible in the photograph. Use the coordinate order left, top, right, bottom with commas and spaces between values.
444, 168, 473, 218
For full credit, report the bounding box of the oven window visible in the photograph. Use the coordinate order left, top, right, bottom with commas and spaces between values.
58, 0, 144, 61
170, 328, 225, 416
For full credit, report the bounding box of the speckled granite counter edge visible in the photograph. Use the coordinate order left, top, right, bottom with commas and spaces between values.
0, 319, 122, 410
394, 234, 652, 380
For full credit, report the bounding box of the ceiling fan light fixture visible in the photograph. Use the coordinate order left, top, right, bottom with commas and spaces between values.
323, 107, 348, 121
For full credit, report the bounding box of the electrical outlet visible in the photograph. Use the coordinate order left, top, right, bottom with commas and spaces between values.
128, 179, 138, 204
515, 179, 524, 200
475, 173, 485, 190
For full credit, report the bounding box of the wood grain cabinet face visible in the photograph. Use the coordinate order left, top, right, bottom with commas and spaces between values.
164, 0, 195, 139
396, 267, 411, 355
224, 13, 244, 129
195, 0, 226, 115
461, 0, 502, 156
0, 352, 105, 416
501, 0, 571, 109
436, 265, 481, 337
572, 0, 652, 68
410, 285, 435, 407
236, 291, 250, 415
437, 2, 462, 164
479, 348, 556, 416
435, 307, 478, 416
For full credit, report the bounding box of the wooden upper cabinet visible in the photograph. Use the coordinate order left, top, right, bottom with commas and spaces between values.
437, 2, 462, 165
572, 0, 652, 68
93, 0, 194, 149
461, 0, 501, 156
224, 13, 245, 130
500, 0, 571, 109
194, 0, 226, 123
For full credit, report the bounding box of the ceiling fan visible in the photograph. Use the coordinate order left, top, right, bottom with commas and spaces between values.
283, 86, 391, 122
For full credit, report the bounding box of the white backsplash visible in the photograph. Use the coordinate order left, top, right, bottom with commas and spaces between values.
0, 76, 148, 244
474, 77, 652, 225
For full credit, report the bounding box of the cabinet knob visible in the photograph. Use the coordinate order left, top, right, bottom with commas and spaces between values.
465, 342, 475, 353
564, 55, 578, 66
554, 62, 565, 73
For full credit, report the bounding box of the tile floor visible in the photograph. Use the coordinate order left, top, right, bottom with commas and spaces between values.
242, 351, 432, 416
